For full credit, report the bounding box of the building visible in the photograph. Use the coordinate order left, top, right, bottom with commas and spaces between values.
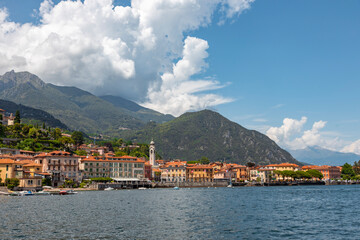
35, 151, 82, 187
267, 163, 300, 181
80, 155, 145, 180
186, 164, 214, 182
160, 160, 187, 182
302, 165, 341, 180
0, 148, 20, 155
144, 161, 152, 180
17, 162, 43, 190
213, 163, 237, 182
233, 164, 248, 182
0, 159, 16, 182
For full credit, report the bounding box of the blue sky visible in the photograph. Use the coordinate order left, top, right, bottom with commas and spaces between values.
0, 0, 359, 153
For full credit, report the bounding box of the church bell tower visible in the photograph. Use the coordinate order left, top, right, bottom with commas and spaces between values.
149, 140, 155, 166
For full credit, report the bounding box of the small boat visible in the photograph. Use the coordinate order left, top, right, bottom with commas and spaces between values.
138, 187, 147, 190
59, 190, 68, 195
20, 190, 34, 196
104, 187, 115, 191
173, 186, 180, 190
66, 190, 78, 194
34, 191, 50, 196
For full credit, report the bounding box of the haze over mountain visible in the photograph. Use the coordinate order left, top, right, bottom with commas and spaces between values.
289, 146, 360, 166
0, 70, 172, 135
122, 110, 301, 165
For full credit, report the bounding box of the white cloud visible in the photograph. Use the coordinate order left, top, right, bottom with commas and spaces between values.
266, 116, 307, 145
342, 140, 360, 155
0, 0, 254, 115
142, 36, 233, 116
266, 117, 346, 151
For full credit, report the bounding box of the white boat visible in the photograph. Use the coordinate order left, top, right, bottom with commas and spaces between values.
66, 190, 78, 194
138, 187, 147, 190
173, 186, 180, 190
104, 187, 115, 191
34, 191, 50, 195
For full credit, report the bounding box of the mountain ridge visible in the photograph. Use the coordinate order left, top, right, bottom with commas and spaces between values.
0, 70, 173, 134
122, 109, 301, 165
289, 146, 360, 166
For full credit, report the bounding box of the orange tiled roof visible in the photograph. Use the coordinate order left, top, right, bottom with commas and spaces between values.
186, 165, 214, 169
0, 158, 15, 164
267, 163, 299, 168
16, 160, 36, 165
23, 163, 42, 167
0, 154, 15, 159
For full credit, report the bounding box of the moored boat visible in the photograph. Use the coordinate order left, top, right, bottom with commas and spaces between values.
104, 187, 115, 191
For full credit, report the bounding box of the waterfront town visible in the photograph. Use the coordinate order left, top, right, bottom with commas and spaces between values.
0, 108, 352, 193
0, 139, 345, 192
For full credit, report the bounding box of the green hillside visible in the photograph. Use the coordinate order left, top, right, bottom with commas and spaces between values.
0, 99, 68, 129
122, 110, 301, 165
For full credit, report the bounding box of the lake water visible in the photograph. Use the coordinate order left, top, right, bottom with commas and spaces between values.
1, 185, 359, 239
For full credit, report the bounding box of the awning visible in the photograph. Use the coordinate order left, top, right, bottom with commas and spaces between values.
112, 178, 141, 181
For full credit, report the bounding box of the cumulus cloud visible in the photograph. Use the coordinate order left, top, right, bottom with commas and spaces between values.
342, 140, 360, 155
142, 36, 233, 116
0, 0, 254, 116
266, 117, 345, 151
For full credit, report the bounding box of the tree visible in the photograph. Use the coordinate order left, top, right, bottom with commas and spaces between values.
341, 163, 355, 179
353, 160, 360, 175
307, 169, 324, 180
199, 156, 210, 164
52, 128, 62, 140
28, 127, 39, 139
14, 110, 21, 124
247, 162, 256, 167
5, 178, 20, 189
71, 131, 84, 146
42, 178, 52, 186
74, 150, 87, 156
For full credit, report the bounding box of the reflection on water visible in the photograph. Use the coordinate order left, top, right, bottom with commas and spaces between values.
1, 185, 360, 239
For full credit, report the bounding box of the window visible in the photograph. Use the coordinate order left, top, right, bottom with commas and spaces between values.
6, 165, 8, 171
85, 163, 88, 166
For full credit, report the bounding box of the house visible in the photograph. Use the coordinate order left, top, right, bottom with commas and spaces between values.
0, 159, 16, 183
17, 162, 43, 190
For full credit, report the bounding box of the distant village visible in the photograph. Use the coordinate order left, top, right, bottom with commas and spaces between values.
0, 108, 354, 192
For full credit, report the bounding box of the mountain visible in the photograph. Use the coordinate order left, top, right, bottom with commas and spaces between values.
289, 146, 360, 166
122, 110, 301, 165
99, 95, 174, 123
0, 70, 172, 135
0, 99, 68, 129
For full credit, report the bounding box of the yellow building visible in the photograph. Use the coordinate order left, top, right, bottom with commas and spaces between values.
267, 163, 300, 181
160, 161, 187, 182
186, 164, 214, 182
0, 159, 16, 182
